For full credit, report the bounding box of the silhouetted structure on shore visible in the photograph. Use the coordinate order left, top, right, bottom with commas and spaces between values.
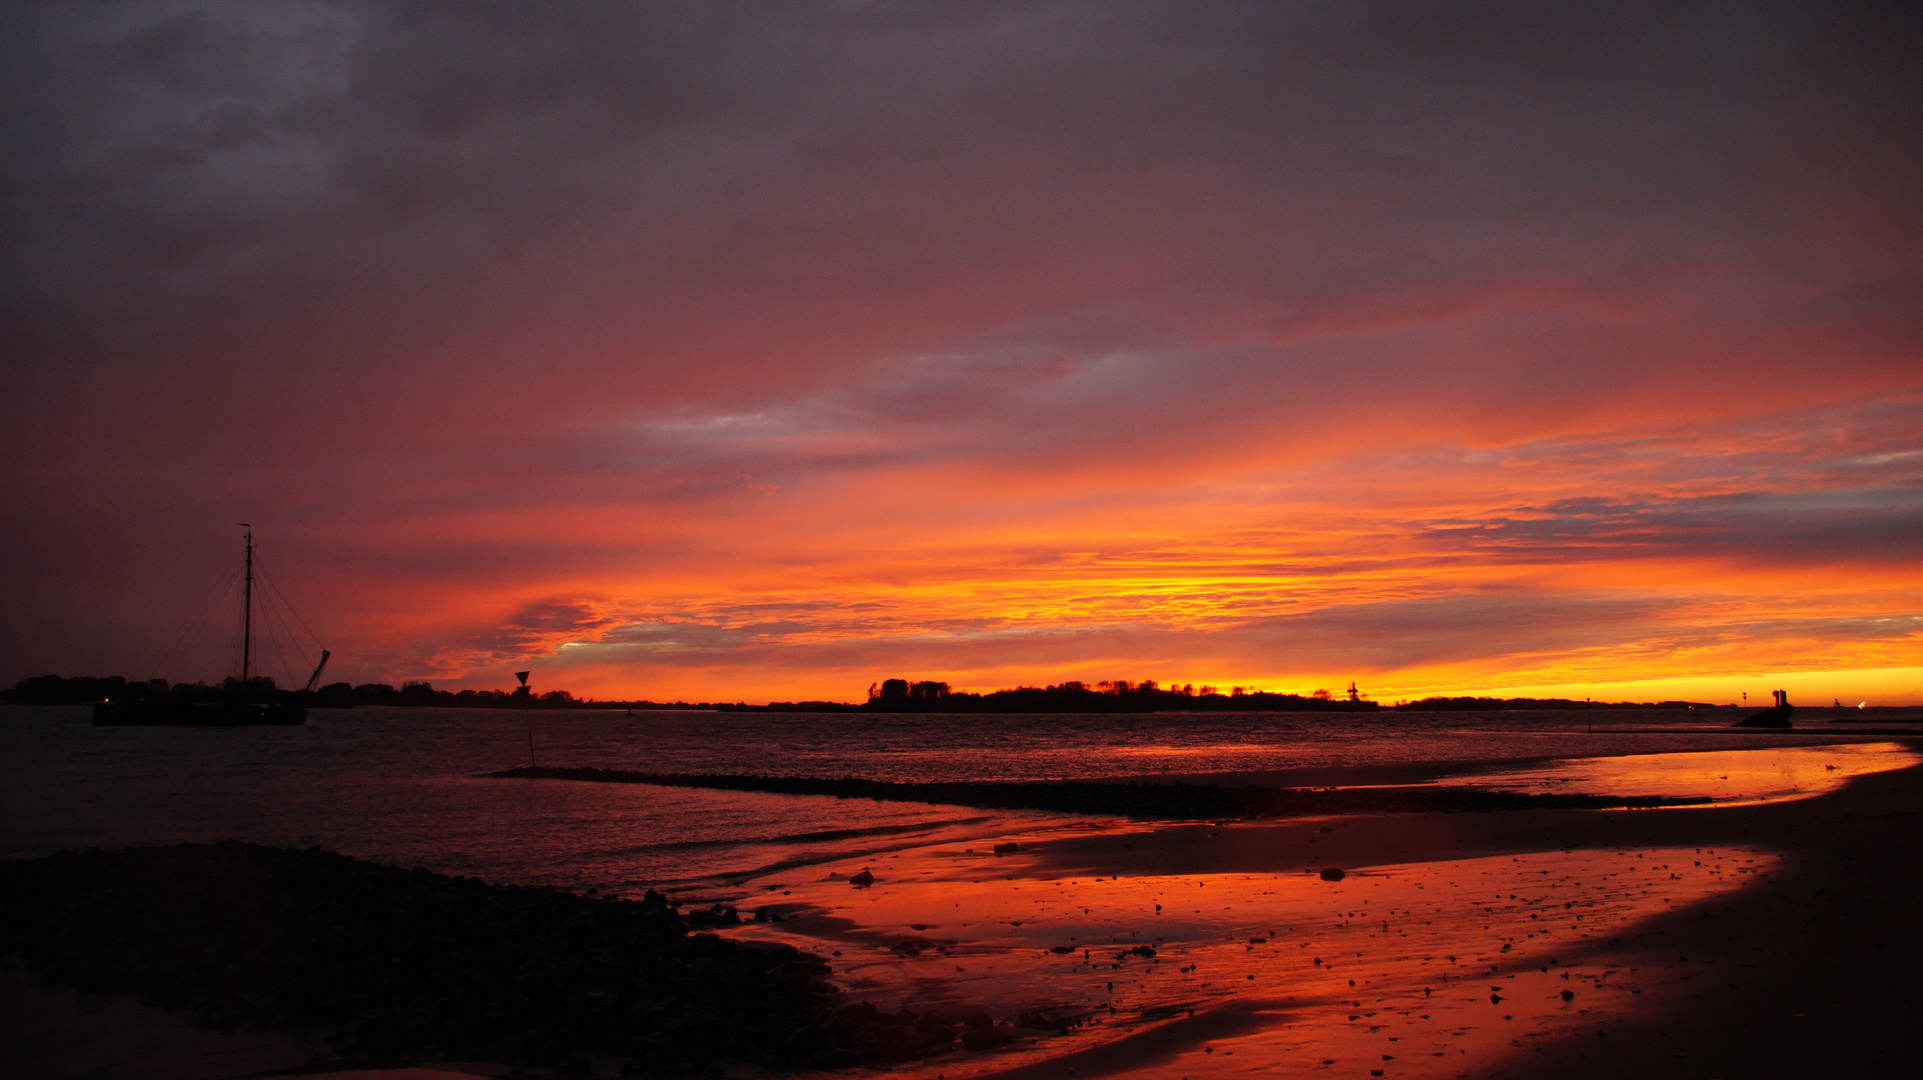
1735, 689, 1795, 728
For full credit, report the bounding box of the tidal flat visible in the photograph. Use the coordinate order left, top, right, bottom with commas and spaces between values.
711, 740, 1922, 1080
3, 707, 1920, 1078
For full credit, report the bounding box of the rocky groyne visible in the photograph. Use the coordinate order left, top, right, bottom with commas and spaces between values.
487, 767, 1710, 816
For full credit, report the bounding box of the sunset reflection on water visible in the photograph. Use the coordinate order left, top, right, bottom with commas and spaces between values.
1458, 741, 1920, 806
729, 833, 1781, 1079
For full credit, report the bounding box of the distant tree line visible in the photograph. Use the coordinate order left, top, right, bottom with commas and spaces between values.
6, 674, 290, 705
311, 681, 566, 709
1390, 695, 1721, 711
6, 673, 1727, 713
0, 674, 703, 710
850, 677, 1381, 713
800, 679, 1722, 713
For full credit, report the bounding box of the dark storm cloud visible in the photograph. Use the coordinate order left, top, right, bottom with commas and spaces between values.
8, 1, 1918, 378
4, 2, 1920, 692
1409, 488, 1923, 567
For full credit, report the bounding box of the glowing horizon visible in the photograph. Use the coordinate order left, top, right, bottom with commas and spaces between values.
3, 5, 1917, 706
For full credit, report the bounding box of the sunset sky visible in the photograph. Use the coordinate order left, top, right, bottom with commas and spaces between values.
3, 2, 1919, 704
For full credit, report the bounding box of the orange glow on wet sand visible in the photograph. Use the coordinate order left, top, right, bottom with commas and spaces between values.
726, 830, 1781, 1079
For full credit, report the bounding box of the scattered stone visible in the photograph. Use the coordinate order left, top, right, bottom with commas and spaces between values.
849, 869, 875, 886
1320, 868, 1347, 882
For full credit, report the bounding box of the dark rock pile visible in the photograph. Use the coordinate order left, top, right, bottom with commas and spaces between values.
488, 767, 1711, 817
0, 842, 975, 1070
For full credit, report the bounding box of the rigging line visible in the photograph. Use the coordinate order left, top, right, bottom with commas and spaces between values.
150, 568, 236, 678
248, 545, 306, 687
256, 584, 316, 686
253, 578, 303, 688
256, 592, 294, 687
151, 571, 240, 683
266, 592, 306, 688
255, 555, 326, 688
253, 560, 324, 654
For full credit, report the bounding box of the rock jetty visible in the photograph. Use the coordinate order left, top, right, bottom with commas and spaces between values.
487, 767, 1710, 817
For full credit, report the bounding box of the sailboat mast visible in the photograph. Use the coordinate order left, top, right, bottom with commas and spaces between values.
241, 526, 254, 685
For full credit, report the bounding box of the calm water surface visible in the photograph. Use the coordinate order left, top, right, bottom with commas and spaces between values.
4, 704, 1916, 896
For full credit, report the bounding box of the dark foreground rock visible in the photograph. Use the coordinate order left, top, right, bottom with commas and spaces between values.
488, 767, 1710, 817
0, 842, 965, 1070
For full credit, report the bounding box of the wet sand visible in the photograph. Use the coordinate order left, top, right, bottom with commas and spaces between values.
720, 738, 1923, 1079
1479, 755, 1923, 1079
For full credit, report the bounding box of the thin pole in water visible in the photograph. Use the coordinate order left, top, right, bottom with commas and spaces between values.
516, 670, 534, 768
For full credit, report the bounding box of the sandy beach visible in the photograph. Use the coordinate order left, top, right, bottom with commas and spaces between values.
714, 738, 1923, 1080
5, 737, 1920, 1079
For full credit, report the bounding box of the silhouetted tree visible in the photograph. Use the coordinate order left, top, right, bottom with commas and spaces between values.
7, 674, 130, 703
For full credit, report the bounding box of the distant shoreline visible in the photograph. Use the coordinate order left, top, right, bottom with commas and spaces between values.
9, 673, 1913, 713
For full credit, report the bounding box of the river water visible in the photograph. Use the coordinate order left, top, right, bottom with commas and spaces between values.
2, 704, 1917, 897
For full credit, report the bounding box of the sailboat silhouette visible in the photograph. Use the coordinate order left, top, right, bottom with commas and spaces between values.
93, 528, 320, 727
